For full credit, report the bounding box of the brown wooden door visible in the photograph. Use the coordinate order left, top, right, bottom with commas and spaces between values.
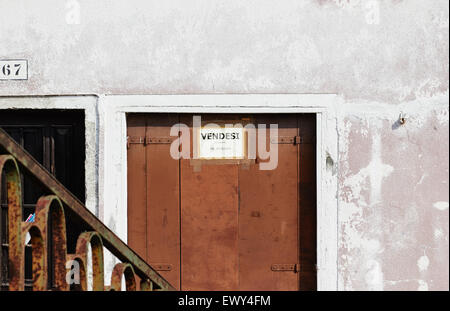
127, 114, 181, 289
238, 114, 300, 290
127, 113, 316, 291
179, 114, 241, 290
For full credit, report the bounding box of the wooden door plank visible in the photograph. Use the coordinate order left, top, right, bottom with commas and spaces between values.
180, 114, 239, 290
145, 114, 181, 289
126, 114, 147, 261
238, 114, 300, 290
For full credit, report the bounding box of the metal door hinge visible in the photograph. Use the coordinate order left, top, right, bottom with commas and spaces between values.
271, 263, 300, 273
146, 137, 174, 144
127, 136, 145, 149
270, 136, 302, 145
151, 263, 172, 271
127, 136, 175, 148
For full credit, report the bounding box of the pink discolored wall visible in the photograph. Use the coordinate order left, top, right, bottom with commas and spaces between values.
338, 102, 449, 290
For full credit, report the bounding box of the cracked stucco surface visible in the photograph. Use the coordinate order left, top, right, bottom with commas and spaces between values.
0, 0, 449, 290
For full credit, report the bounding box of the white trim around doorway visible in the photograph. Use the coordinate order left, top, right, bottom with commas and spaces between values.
99, 94, 340, 291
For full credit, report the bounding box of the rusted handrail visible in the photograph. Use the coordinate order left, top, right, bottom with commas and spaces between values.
0, 128, 175, 291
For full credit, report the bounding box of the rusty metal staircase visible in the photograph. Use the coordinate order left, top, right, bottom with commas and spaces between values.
0, 128, 175, 291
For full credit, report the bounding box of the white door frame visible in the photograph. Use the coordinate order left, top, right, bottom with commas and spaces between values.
100, 94, 340, 291
0, 95, 99, 215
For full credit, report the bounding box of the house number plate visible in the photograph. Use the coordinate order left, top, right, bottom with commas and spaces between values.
0, 59, 28, 80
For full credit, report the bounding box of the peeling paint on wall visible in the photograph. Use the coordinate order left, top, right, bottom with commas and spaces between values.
338, 97, 449, 290
433, 201, 449, 211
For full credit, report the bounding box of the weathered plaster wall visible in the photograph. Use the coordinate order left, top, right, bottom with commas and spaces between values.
338, 98, 449, 290
0, 0, 448, 290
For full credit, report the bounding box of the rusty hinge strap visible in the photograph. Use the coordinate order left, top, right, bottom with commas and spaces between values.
150, 264, 173, 271
127, 136, 175, 148
127, 136, 145, 148
271, 263, 300, 272
270, 136, 302, 145
146, 137, 175, 144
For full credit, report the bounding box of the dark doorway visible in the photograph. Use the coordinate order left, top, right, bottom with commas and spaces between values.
0, 109, 85, 201
0, 109, 85, 290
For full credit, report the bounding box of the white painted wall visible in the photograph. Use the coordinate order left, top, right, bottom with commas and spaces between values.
0, 0, 448, 290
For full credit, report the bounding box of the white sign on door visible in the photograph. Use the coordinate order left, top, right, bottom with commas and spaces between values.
198, 127, 244, 159
0, 60, 28, 80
